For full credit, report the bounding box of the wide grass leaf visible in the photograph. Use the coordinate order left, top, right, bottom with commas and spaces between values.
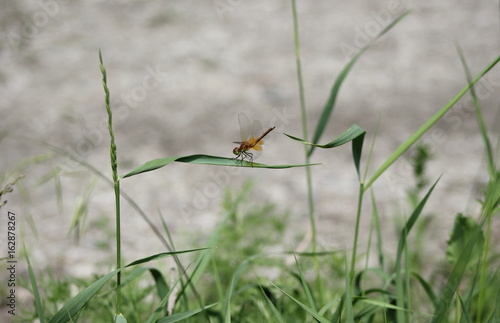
122, 154, 320, 178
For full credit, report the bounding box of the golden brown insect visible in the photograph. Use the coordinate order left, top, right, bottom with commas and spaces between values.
232, 113, 275, 163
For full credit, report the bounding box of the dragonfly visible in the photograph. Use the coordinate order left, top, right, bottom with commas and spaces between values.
232, 113, 275, 163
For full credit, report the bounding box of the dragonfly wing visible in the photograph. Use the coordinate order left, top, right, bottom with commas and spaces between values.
238, 113, 252, 141
251, 120, 264, 139
249, 143, 263, 160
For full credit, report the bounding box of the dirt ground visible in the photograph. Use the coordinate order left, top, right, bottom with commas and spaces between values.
1, 1, 499, 310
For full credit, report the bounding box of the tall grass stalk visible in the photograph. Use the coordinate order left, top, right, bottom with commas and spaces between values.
363, 55, 500, 192
99, 49, 122, 313
291, 0, 322, 300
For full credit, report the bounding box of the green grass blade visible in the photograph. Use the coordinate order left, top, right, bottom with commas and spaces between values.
121, 154, 320, 178
411, 272, 437, 307
286, 124, 366, 178
146, 267, 189, 323
359, 298, 411, 312
259, 284, 286, 323
49, 268, 121, 323
364, 55, 500, 192
293, 255, 317, 312
271, 283, 331, 323
308, 11, 411, 157
431, 226, 484, 322
156, 303, 218, 323
125, 248, 211, 268
370, 191, 385, 268
344, 254, 354, 323
395, 177, 440, 322
286, 124, 366, 149
26, 252, 44, 323
457, 294, 473, 323
455, 42, 496, 176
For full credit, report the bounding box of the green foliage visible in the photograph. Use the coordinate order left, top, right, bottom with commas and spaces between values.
7, 4, 500, 323
446, 214, 485, 269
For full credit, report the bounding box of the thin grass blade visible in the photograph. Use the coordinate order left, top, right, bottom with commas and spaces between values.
125, 248, 211, 268
293, 255, 317, 312
364, 55, 500, 191
395, 177, 440, 322
259, 284, 286, 323
271, 283, 331, 323
431, 226, 485, 322
156, 303, 218, 323
308, 11, 411, 157
26, 252, 44, 323
49, 268, 121, 323
455, 42, 496, 176
411, 272, 437, 307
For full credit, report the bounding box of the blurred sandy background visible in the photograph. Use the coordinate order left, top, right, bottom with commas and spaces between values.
1, 0, 499, 291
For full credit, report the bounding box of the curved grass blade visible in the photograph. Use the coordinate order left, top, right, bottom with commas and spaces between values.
49, 268, 121, 323
125, 248, 211, 268
122, 154, 320, 179
308, 11, 411, 157
286, 124, 366, 177
286, 124, 365, 149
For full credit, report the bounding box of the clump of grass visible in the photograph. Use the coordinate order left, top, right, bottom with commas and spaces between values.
10, 4, 500, 323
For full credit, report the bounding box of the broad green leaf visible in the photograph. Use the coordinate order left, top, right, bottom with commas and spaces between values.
121, 154, 320, 179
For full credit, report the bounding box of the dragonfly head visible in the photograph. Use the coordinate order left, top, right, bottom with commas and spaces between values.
232, 147, 240, 155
